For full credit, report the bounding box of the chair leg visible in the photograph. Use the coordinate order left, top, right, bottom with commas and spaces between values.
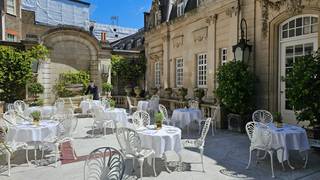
198, 122, 202, 135
303, 151, 308, 169
138, 158, 144, 179
200, 147, 205, 172
269, 151, 275, 178
54, 143, 59, 168
132, 158, 135, 173
153, 155, 157, 177
26, 148, 30, 165
7, 151, 11, 176
91, 126, 95, 136
246, 148, 252, 169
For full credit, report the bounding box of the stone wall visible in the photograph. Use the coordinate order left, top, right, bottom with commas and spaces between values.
3, 0, 22, 41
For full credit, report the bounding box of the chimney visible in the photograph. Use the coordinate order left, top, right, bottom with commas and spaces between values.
101, 32, 107, 42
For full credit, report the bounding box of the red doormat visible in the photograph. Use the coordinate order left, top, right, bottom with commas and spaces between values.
60, 142, 88, 165
60, 142, 112, 165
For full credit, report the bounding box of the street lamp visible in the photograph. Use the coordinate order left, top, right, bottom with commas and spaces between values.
232, 18, 252, 62
31, 60, 40, 73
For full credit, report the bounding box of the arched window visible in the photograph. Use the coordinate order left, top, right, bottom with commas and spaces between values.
281, 15, 318, 40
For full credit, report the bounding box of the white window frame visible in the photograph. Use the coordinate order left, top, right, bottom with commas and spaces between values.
7, 33, 15, 42
197, 53, 207, 88
155, 62, 161, 88
175, 58, 183, 87
281, 15, 318, 40
177, 3, 184, 17
221, 48, 228, 65
7, 0, 16, 15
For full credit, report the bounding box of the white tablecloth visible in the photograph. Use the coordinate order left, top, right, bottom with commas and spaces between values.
138, 125, 182, 158
138, 101, 149, 111
253, 123, 310, 162
171, 108, 202, 128
6, 120, 59, 143
24, 106, 57, 118
103, 108, 128, 127
80, 100, 101, 114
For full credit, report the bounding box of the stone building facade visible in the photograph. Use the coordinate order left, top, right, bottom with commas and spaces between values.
144, 0, 320, 124
0, 0, 23, 41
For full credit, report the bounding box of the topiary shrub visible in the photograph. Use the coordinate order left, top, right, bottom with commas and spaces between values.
215, 61, 255, 115
28, 82, 44, 97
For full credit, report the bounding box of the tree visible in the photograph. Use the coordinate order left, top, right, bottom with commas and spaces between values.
215, 61, 255, 115
286, 51, 320, 127
0, 45, 49, 102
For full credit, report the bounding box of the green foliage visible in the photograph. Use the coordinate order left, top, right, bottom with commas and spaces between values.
108, 99, 116, 108
54, 71, 90, 97
178, 87, 188, 100
216, 61, 255, 115
111, 55, 146, 84
155, 112, 164, 123
194, 88, 205, 100
286, 51, 320, 127
30, 111, 41, 120
0, 45, 49, 102
28, 82, 44, 96
102, 83, 113, 92
273, 112, 282, 123
29, 99, 44, 107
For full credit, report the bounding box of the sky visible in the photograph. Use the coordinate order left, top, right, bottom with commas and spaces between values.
86, 0, 153, 29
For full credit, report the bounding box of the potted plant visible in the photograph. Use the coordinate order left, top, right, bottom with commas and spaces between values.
29, 99, 44, 107
30, 111, 41, 126
124, 86, 132, 96
178, 87, 188, 101
273, 112, 283, 128
164, 88, 172, 98
154, 112, 163, 129
102, 82, 113, 97
134, 86, 142, 98
149, 87, 158, 95
194, 88, 205, 103
28, 82, 44, 98
286, 51, 320, 141
215, 61, 255, 132
109, 99, 116, 110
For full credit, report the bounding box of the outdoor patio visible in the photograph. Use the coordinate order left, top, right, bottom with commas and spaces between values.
1, 117, 320, 180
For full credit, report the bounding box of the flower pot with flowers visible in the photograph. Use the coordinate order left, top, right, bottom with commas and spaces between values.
102, 83, 113, 97
178, 87, 188, 101
124, 86, 132, 96
134, 86, 142, 98
109, 99, 116, 110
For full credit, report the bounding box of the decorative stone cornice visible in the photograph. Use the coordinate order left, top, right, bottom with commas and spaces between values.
172, 35, 184, 48
206, 14, 218, 25
193, 27, 208, 43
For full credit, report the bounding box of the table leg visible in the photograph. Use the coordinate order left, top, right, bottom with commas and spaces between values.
163, 154, 172, 173
287, 159, 295, 170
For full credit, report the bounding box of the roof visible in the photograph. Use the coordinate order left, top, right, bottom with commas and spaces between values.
68, 0, 90, 6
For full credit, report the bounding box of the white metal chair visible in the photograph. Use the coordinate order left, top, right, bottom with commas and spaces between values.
188, 100, 199, 109
101, 99, 110, 109
42, 108, 78, 167
181, 117, 212, 172
159, 104, 176, 126
245, 122, 284, 178
132, 111, 150, 129
91, 106, 115, 136
3, 110, 19, 125
127, 96, 137, 114
252, 110, 273, 124
0, 125, 28, 176
54, 98, 65, 113
13, 100, 27, 114
84, 146, 125, 180
6, 103, 15, 111
197, 105, 220, 135
116, 127, 156, 179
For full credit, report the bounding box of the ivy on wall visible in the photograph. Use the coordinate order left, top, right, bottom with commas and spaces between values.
54, 71, 90, 97
0, 45, 49, 102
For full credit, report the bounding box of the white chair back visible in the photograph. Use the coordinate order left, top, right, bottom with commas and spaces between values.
13, 100, 27, 114
101, 99, 110, 109
91, 106, 107, 122
84, 147, 125, 180
6, 103, 15, 112
132, 111, 150, 129
58, 108, 78, 138
245, 121, 256, 141
252, 110, 273, 124
3, 110, 18, 125
189, 100, 199, 109
54, 99, 65, 113
159, 104, 169, 120
199, 117, 211, 146
116, 127, 142, 157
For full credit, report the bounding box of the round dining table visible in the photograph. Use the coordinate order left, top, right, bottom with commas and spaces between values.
24, 106, 57, 119
80, 100, 101, 114
171, 108, 202, 128
253, 123, 310, 168
6, 120, 60, 143
103, 108, 128, 127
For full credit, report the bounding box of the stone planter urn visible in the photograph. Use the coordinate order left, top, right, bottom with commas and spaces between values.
149, 87, 158, 95
164, 88, 172, 99
194, 88, 205, 103
178, 87, 188, 101
134, 86, 142, 98
124, 86, 132, 96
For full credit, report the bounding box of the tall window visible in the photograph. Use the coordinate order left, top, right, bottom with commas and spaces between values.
155, 62, 160, 87
7, 0, 16, 15
177, 3, 184, 17
176, 58, 183, 87
197, 53, 207, 87
221, 48, 228, 65
7, 34, 15, 42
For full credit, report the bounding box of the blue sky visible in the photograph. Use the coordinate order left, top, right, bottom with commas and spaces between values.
86, 0, 152, 29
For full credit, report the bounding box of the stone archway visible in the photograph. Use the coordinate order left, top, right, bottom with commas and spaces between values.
39, 26, 111, 104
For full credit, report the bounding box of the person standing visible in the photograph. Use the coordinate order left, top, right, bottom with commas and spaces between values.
85, 81, 99, 100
